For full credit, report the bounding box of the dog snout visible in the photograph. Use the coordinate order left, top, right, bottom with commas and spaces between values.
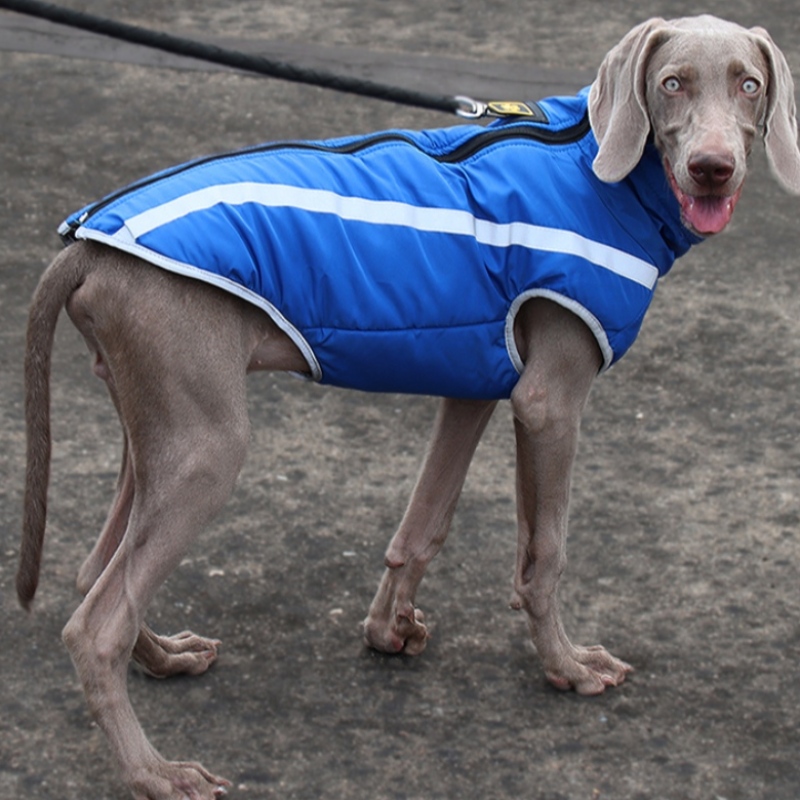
687, 152, 736, 191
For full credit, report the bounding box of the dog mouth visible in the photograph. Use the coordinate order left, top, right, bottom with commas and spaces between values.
665, 161, 742, 236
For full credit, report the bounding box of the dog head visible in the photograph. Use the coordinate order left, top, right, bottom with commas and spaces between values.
588, 15, 800, 236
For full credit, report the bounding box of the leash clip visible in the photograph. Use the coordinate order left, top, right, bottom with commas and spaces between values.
454, 96, 548, 122
454, 96, 487, 119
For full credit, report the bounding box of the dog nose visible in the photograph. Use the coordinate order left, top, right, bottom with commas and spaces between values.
688, 153, 735, 189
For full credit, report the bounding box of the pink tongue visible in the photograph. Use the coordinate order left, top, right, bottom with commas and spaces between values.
681, 194, 736, 235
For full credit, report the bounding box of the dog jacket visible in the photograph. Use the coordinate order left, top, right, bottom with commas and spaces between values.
59, 88, 701, 400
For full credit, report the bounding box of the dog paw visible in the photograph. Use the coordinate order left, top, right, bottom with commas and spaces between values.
544, 644, 633, 696
133, 628, 221, 679
362, 605, 429, 656
129, 758, 230, 800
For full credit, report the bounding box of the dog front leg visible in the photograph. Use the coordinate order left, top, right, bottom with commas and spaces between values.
510, 302, 632, 695
363, 397, 496, 654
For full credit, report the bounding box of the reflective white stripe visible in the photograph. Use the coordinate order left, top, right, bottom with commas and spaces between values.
474, 219, 658, 289
122, 182, 659, 290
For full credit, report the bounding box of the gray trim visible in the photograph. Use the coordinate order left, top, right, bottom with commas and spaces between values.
505, 288, 614, 376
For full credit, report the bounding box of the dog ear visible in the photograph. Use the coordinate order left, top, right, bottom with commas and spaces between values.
750, 27, 800, 195
589, 19, 671, 183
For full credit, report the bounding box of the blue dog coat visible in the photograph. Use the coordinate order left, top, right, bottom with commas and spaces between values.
60, 88, 701, 399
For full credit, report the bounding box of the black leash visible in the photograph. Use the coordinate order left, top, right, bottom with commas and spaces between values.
0, 0, 500, 117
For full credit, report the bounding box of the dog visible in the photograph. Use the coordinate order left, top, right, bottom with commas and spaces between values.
17, 15, 800, 800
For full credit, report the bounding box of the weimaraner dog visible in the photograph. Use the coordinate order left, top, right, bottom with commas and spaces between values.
17, 14, 800, 800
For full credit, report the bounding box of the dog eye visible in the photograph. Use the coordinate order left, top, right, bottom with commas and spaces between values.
662, 77, 682, 93
741, 78, 761, 95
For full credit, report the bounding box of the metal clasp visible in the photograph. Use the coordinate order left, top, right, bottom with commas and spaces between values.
453, 95, 488, 119
453, 96, 547, 122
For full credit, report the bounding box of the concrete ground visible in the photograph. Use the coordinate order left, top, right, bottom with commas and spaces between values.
1, 2, 799, 798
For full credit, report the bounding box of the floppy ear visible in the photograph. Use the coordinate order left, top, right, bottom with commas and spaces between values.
588, 18, 671, 183
750, 27, 800, 194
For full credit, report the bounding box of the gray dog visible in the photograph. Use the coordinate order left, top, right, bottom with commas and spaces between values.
18, 15, 800, 800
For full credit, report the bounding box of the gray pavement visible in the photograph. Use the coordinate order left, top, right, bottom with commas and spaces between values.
1, 2, 800, 799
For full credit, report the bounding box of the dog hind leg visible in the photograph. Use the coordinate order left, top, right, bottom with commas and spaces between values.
62, 422, 243, 798
76, 433, 134, 596
63, 255, 257, 797
71, 307, 222, 681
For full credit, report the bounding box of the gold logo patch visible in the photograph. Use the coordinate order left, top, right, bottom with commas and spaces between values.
486, 101, 537, 117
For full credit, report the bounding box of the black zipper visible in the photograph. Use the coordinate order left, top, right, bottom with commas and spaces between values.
436, 113, 590, 163
68, 113, 590, 231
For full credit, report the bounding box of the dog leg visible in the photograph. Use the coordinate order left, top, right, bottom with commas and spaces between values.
510, 299, 632, 695
363, 397, 496, 654
73, 338, 223, 682
61, 257, 261, 797
62, 439, 241, 799
76, 434, 134, 596
62, 390, 247, 798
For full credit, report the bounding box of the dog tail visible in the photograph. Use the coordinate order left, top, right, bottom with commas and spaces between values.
17, 244, 91, 609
